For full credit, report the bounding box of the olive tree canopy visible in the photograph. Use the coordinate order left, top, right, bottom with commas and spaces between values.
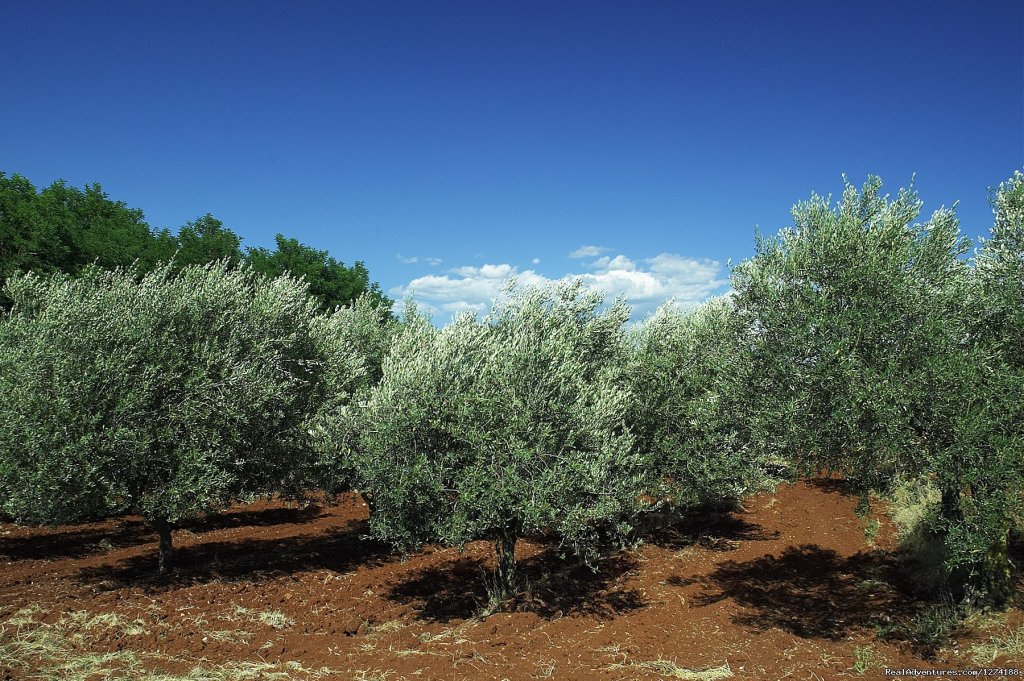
357, 282, 647, 605
0, 261, 363, 573
627, 297, 764, 513
731, 175, 1023, 605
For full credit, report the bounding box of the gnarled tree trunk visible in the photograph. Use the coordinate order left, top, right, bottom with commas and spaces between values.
489, 528, 519, 608
939, 486, 1013, 608
150, 517, 174, 575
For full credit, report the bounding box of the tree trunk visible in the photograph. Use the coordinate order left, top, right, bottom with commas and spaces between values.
362, 491, 377, 516
938, 486, 1013, 608
150, 517, 174, 575
489, 529, 519, 607
939, 485, 962, 526
977, 530, 1014, 608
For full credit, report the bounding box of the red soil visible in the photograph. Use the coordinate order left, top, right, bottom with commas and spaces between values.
1, 479, 1021, 680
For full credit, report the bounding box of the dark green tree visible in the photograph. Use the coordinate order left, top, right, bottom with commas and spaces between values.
1, 171, 392, 316
0, 173, 153, 278
246, 234, 391, 311
166, 214, 244, 270
0, 173, 53, 278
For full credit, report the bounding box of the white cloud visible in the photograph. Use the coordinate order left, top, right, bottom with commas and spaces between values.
646, 253, 720, 281
569, 245, 611, 259
392, 264, 548, 317
591, 254, 637, 273
532, 257, 541, 265
448, 263, 514, 278
393, 250, 729, 322
397, 254, 444, 266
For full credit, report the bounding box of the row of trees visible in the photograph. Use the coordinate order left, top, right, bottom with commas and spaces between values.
0, 265, 762, 597
0, 171, 1020, 611
0, 172, 390, 310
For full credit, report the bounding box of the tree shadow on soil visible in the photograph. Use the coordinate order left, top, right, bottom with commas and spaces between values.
806, 477, 856, 496
640, 506, 781, 552
179, 505, 325, 534
386, 549, 645, 623
76, 518, 393, 589
669, 543, 920, 641
0, 506, 327, 562
0, 520, 154, 561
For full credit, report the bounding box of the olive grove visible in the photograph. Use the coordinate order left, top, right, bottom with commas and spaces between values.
0, 168, 1020, 616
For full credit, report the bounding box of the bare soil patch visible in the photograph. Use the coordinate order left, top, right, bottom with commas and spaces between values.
1, 480, 1021, 679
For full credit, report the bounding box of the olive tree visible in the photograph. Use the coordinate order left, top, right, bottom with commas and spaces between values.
731, 175, 1022, 605
975, 170, 1024, 369
0, 261, 361, 573
357, 282, 647, 605
304, 294, 399, 496
627, 297, 764, 515
944, 170, 1024, 602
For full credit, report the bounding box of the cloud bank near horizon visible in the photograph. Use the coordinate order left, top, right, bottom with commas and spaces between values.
391, 247, 729, 321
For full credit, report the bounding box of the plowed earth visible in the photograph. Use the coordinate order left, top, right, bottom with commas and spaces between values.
1, 480, 1021, 680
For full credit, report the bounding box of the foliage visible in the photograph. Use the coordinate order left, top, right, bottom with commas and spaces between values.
0, 262, 359, 571
246, 234, 391, 312
851, 646, 873, 675
731, 176, 969, 489
305, 294, 400, 494
974, 170, 1024, 369
627, 297, 763, 513
731, 174, 1024, 606
925, 343, 1023, 605
0, 172, 153, 280
902, 599, 965, 648
159, 214, 245, 271
2, 166, 1020, 612
357, 282, 647, 603
0, 171, 391, 315
934, 171, 1024, 603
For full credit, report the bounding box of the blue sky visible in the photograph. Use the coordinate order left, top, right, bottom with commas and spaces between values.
2, 1, 1021, 320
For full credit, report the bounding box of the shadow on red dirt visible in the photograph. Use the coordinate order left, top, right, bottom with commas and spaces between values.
76, 517, 393, 589
385, 550, 646, 622
2, 483, 1023, 680
670, 543, 913, 640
